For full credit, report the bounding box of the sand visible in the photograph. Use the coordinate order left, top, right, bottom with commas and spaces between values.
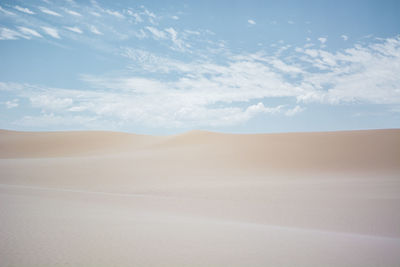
1, 129, 399, 266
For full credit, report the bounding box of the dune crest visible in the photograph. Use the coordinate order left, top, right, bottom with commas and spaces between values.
1, 129, 399, 173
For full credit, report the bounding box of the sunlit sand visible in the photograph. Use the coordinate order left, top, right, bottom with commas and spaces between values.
1, 129, 399, 266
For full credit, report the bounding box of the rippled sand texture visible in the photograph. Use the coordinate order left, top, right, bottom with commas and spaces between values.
1, 129, 399, 267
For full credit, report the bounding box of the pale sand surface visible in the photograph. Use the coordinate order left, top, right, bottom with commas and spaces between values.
1, 129, 400, 266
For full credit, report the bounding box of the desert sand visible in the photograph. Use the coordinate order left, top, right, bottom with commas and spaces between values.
1, 129, 400, 267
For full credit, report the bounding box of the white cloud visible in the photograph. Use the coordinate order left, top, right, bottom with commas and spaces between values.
30, 94, 73, 110
318, 37, 327, 44
269, 58, 303, 74
297, 37, 400, 104
248, 19, 256, 25
0, 27, 21, 40
99, 37, 400, 124
64, 8, 82, 17
64, 26, 83, 34
303, 48, 318, 58
127, 7, 156, 24
172, 15, 179, 20
0, 82, 27, 91
39, 6, 62, 17
285, 105, 304, 116
126, 9, 143, 22
3, 33, 400, 129
15, 34, 397, 124
18, 27, 42, 38
341, 35, 348, 41
165, 27, 185, 50
184, 30, 200, 36
146, 26, 166, 39
134, 29, 147, 39
165, 27, 177, 38
0, 6, 16, 16
105, 9, 124, 18
14, 113, 102, 129
141, 7, 156, 23
1, 13, 399, 130
122, 48, 191, 73
143, 8, 155, 18
245, 102, 283, 118
5, 99, 19, 109
14, 5, 35, 14
41, 27, 61, 39
133, 13, 143, 22
76, 59, 302, 127
90, 11, 101, 17
89, 25, 102, 35
1, 52, 302, 128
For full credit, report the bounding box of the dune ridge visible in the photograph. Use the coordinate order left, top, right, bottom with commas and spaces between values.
1, 128, 399, 172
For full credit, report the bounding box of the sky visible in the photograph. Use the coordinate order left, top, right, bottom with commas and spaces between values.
0, 0, 399, 134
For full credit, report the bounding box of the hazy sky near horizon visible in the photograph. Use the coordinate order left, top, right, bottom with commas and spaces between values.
0, 0, 399, 134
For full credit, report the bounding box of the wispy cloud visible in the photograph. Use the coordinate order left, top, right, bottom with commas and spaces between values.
134, 29, 147, 39
296, 37, 400, 104
1, 1, 399, 131
63, 8, 82, 17
64, 26, 83, 34
0, 6, 16, 16
89, 25, 103, 35
184, 30, 200, 36
41, 27, 61, 39
0, 27, 22, 40
2, 36, 400, 129
141, 7, 156, 24
125, 9, 142, 22
39, 6, 62, 17
318, 37, 327, 44
30, 94, 73, 110
122, 48, 191, 73
90, 11, 101, 17
5, 99, 19, 109
14, 113, 103, 129
165, 27, 185, 51
2, 80, 289, 128
285, 105, 304, 116
146, 26, 167, 39
104, 9, 124, 18
14, 5, 35, 15
18, 27, 42, 38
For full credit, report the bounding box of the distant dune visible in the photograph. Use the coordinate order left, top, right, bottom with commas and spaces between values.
1, 129, 399, 172
1, 129, 399, 267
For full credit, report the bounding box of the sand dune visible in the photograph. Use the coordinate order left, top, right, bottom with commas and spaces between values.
1, 129, 400, 266
2, 129, 399, 172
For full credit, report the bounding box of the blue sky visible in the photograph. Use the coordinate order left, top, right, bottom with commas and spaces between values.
0, 0, 399, 134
